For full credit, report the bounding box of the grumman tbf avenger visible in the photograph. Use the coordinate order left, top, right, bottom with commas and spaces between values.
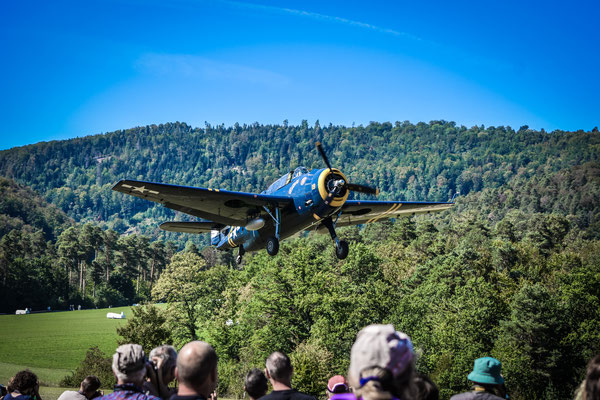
113, 143, 454, 264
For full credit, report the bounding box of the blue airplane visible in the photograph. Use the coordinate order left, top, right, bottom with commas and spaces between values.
113, 143, 454, 264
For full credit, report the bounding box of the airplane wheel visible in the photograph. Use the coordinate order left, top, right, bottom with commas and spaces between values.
236, 255, 243, 265
266, 236, 279, 256
336, 240, 349, 260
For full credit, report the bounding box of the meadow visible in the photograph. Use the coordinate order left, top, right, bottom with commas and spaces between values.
0, 306, 130, 397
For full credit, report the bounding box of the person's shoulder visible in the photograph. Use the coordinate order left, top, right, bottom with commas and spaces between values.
259, 392, 278, 400
98, 392, 121, 400
261, 390, 315, 400
58, 391, 86, 400
168, 395, 205, 400
289, 390, 315, 400
450, 392, 504, 400
450, 393, 475, 400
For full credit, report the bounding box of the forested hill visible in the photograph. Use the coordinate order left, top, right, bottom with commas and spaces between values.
0, 121, 598, 243
0, 176, 72, 240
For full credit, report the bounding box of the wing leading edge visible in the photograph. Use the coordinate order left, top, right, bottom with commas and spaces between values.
112, 180, 294, 226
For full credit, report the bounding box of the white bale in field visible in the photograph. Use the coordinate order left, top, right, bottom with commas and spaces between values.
106, 311, 126, 319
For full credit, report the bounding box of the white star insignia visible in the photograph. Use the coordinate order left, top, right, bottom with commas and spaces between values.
131, 185, 159, 195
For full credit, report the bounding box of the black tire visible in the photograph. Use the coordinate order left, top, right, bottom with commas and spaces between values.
336, 240, 349, 259
236, 255, 243, 265
266, 236, 279, 256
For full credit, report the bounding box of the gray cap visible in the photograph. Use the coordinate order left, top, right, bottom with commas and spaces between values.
349, 324, 414, 384
113, 344, 146, 374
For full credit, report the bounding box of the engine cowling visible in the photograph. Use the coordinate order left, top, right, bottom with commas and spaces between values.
317, 168, 349, 207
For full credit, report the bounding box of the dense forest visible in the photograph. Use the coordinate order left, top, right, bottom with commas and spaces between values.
0, 121, 598, 242
1, 121, 599, 400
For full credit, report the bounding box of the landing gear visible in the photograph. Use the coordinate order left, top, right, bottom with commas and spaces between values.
336, 240, 349, 260
322, 216, 349, 260
263, 206, 281, 257
266, 236, 279, 256
236, 245, 245, 265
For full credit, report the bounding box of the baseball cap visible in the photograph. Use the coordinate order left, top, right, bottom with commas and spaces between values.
327, 375, 349, 393
349, 324, 414, 384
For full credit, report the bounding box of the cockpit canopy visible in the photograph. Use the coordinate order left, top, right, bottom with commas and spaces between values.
263, 167, 309, 194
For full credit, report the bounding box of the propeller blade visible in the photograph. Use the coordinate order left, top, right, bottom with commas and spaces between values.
347, 183, 379, 196
315, 142, 333, 172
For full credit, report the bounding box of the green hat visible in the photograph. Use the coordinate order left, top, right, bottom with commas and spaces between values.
467, 357, 504, 385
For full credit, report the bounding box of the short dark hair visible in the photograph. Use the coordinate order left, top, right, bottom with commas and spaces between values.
245, 368, 268, 399
266, 352, 293, 383
8, 370, 38, 395
81, 376, 101, 394
413, 374, 439, 400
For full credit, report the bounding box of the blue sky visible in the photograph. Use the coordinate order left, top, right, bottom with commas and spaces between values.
1, 0, 598, 150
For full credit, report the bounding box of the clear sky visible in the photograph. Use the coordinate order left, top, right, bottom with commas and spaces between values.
1, 0, 598, 150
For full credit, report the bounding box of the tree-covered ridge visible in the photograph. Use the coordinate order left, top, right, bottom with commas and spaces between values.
0, 176, 72, 240
454, 162, 600, 238
0, 121, 598, 244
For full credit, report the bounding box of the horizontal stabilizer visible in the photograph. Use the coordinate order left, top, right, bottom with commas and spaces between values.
160, 221, 224, 234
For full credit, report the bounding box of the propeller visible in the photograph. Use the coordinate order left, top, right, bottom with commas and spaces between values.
315, 142, 378, 196
316, 142, 333, 173
347, 183, 379, 196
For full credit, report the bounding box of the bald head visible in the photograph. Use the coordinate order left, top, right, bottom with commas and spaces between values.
266, 352, 293, 384
177, 341, 218, 390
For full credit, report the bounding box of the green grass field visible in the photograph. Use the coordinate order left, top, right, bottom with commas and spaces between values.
0, 307, 130, 389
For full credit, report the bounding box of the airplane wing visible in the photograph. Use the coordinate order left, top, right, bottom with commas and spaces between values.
335, 200, 454, 227
159, 221, 225, 233
112, 180, 294, 226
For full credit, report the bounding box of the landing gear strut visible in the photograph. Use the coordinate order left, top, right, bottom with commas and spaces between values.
322, 217, 349, 260
263, 206, 281, 257
236, 245, 245, 265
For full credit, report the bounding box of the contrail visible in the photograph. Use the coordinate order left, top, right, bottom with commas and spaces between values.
219, 0, 426, 43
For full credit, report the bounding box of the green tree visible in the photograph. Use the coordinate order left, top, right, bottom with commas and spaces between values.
152, 251, 208, 345
116, 304, 172, 352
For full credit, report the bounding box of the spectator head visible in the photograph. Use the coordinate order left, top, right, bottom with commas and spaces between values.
150, 345, 178, 384
176, 341, 218, 396
7, 370, 38, 396
244, 368, 268, 400
265, 352, 293, 386
584, 354, 600, 400
327, 375, 349, 398
79, 376, 101, 399
111, 344, 147, 386
467, 357, 504, 387
349, 324, 416, 400
413, 374, 439, 400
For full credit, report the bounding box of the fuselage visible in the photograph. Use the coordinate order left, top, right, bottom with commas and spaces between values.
211, 166, 347, 252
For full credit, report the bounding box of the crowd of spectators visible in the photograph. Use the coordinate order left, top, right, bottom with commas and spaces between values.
3, 324, 600, 400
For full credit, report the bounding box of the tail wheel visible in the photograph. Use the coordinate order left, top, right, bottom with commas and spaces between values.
336, 240, 349, 259
266, 236, 279, 256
